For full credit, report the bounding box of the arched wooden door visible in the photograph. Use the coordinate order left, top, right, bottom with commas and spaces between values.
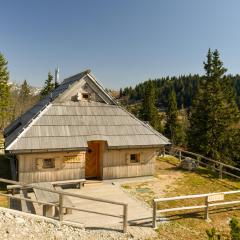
85, 141, 100, 179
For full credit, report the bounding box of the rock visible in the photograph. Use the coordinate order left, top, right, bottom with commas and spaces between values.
180, 157, 198, 171
0, 209, 133, 240
15, 217, 25, 224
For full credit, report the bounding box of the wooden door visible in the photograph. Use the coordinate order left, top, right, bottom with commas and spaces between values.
85, 142, 100, 178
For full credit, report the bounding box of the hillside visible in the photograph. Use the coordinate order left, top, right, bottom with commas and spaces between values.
119, 74, 240, 109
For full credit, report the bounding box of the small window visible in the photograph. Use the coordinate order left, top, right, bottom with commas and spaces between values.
130, 153, 140, 164
42, 158, 55, 169
82, 93, 90, 100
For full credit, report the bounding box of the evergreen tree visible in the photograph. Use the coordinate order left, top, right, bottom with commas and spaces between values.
20, 80, 31, 99
0, 52, 10, 132
119, 88, 123, 98
40, 72, 54, 98
165, 89, 178, 141
139, 81, 160, 130
165, 89, 186, 145
19, 80, 31, 114
188, 49, 240, 162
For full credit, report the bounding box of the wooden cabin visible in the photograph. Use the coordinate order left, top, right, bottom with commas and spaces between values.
4, 70, 169, 183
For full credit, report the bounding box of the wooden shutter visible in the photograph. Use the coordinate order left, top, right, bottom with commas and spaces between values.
126, 153, 130, 164
55, 158, 61, 169
35, 158, 43, 170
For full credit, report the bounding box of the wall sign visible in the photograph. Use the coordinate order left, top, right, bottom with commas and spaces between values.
207, 193, 224, 202
64, 154, 84, 163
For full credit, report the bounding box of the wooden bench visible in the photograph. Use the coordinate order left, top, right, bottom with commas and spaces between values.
7, 179, 86, 194
51, 179, 86, 189
20, 188, 35, 214
54, 186, 74, 214
32, 182, 59, 218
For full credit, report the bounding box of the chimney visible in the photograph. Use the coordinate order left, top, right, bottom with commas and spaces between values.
55, 67, 59, 88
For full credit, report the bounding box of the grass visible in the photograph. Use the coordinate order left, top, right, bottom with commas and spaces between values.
0, 192, 8, 208
121, 156, 240, 239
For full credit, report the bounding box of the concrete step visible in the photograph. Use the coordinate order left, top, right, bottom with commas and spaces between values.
84, 180, 103, 187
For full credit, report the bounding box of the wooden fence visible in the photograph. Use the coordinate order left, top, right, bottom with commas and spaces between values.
152, 189, 240, 228
165, 147, 240, 180
0, 178, 128, 233
152, 147, 240, 228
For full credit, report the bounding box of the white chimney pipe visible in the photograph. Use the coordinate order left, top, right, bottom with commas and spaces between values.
55, 67, 59, 88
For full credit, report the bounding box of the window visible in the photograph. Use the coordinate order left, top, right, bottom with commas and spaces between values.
82, 93, 90, 100
42, 158, 55, 169
130, 153, 140, 164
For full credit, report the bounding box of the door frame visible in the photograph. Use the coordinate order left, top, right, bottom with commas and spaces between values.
85, 141, 105, 179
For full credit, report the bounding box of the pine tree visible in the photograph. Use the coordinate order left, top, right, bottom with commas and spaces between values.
40, 72, 55, 98
119, 88, 123, 98
165, 89, 186, 145
19, 80, 31, 114
20, 80, 31, 98
0, 52, 10, 132
139, 81, 160, 130
188, 49, 240, 162
165, 89, 178, 141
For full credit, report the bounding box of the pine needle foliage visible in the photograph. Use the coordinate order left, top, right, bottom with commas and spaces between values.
0, 52, 10, 132
139, 81, 161, 131
40, 72, 55, 98
188, 49, 240, 163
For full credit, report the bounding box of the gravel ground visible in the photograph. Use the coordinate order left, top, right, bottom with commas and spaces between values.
0, 208, 133, 240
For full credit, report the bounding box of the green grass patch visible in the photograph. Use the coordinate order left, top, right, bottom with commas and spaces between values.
157, 155, 180, 165
122, 158, 240, 239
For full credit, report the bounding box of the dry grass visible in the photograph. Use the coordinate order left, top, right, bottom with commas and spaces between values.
0, 191, 8, 208
121, 156, 240, 239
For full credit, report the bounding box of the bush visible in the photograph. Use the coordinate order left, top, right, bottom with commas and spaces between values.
230, 218, 240, 240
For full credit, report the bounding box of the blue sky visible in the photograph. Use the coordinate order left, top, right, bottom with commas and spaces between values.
1, 0, 240, 89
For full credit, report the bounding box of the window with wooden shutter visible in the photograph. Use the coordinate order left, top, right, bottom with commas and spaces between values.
42, 159, 55, 169
126, 153, 141, 164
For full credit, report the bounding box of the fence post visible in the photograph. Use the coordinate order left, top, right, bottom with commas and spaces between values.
204, 196, 209, 220
179, 150, 182, 161
59, 194, 63, 222
219, 164, 223, 179
123, 204, 128, 233
7, 196, 10, 209
152, 200, 157, 228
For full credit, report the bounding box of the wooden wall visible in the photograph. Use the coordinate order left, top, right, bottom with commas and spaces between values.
17, 147, 157, 183
17, 151, 86, 183
102, 148, 157, 179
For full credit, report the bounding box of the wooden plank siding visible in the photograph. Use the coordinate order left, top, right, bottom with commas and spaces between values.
17, 147, 157, 183
102, 148, 157, 179
17, 151, 86, 183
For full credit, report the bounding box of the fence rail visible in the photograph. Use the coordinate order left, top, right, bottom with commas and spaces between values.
165, 147, 240, 180
0, 178, 128, 233
152, 147, 240, 228
152, 190, 240, 228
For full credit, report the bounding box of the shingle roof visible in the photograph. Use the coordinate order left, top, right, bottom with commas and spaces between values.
4, 70, 169, 152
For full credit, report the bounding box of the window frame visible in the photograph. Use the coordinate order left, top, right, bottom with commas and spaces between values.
127, 153, 141, 164
82, 93, 90, 100
42, 158, 55, 169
